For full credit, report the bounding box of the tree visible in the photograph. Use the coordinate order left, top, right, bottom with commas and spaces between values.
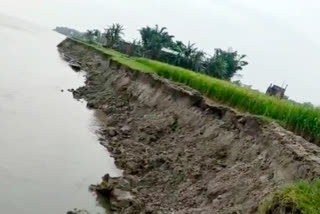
171, 41, 205, 71
85, 30, 95, 43
93, 29, 101, 42
139, 25, 174, 59
205, 49, 248, 80
191, 50, 205, 72
131, 39, 144, 57
104, 23, 125, 48
183, 42, 197, 59
83, 24, 248, 81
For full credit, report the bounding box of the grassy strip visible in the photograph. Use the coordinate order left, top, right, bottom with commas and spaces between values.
259, 179, 320, 214
71, 39, 320, 143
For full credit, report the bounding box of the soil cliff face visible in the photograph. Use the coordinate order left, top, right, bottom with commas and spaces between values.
58, 39, 320, 214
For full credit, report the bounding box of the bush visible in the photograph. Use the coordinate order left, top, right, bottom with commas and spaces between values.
259, 179, 320, 214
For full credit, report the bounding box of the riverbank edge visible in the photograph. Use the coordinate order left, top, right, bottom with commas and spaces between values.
58, 38, 320, 214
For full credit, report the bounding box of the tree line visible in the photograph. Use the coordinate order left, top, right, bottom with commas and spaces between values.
79, 24, 248, 81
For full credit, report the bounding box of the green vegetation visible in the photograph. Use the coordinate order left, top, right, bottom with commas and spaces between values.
103, 24, 125, 49
139, 25, 174, 59
68, 23, 248, 80
205, 49, 248, 80
138, 25, 248, 80
72, 39, 320, 144
84, 29, 101, 44
259, 179, 320, 214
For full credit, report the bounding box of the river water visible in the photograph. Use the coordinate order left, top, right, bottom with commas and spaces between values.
0, 16, 120, 213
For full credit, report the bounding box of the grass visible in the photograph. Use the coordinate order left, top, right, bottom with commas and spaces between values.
259, 179, 320, 214
71, 39, 320, 144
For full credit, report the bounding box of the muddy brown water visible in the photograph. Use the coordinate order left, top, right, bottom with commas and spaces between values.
0, 17, 120, 213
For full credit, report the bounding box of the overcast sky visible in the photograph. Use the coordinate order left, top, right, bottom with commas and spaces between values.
1, 0, 320, 105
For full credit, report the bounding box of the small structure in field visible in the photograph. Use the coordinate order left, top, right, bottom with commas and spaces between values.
266, 84, 288, 99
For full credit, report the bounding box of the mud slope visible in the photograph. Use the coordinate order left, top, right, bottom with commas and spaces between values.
58, 39, 320, 214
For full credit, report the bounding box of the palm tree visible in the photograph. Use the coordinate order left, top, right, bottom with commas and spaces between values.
93, 29, 101, 42
104, 23, 125, 48
85, 30, 95, 43
139, 25, 174, 59
184, 42, 197, 59
171, 41, 203, 70
171, 41, 185, 65
191, 50, 206, 72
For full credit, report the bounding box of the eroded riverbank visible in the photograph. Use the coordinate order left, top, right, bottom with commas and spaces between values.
59, 38, 320, 214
